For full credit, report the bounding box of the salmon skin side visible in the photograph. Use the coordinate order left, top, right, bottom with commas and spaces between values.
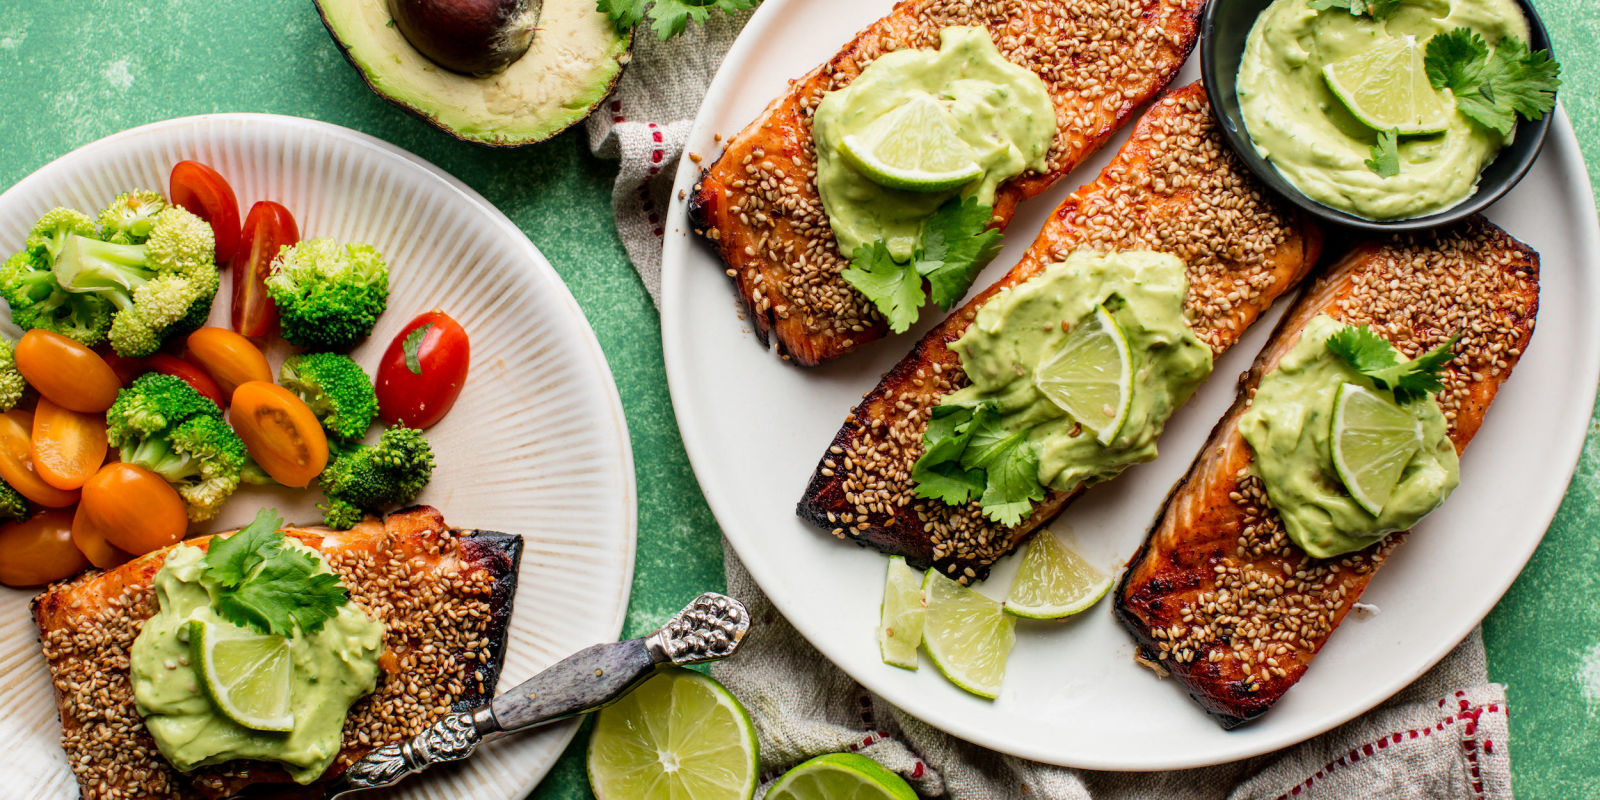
796, 83, 1322, 582
32, 506, 522, 800
688, 0, 1206, 366
1114, 218, 1539, 727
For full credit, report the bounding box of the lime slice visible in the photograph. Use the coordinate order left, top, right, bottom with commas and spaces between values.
587, 667, 759, 800
839, 95, 984, 193
1322, 35, 1452, 135
1330, 382, 1423, 515
1034, 305, 1133, 445
921, 569, 1016, 699
878, 556, 926, 670
1003, 529, 1113, 620
766, 753, 919, 800
190, 619, 294, 733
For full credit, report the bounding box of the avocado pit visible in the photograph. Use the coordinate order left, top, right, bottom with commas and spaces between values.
387, 0, 540, 76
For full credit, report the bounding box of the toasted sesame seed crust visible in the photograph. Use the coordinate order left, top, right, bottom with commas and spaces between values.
1114, 219, 1539, 727
689, 0, 1207, 366
796, 83, 1321, 581
31, 507, 521, 800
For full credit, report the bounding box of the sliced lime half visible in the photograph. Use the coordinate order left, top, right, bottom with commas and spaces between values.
1322, 35, 1452, 135
1034, 304, 1133, 445
921, 569, 1016, 699
839, 95, 985, 193
1003, 528, 1113, 620
587, 667, 759, 800
878, 556, 926, 670
190, 619, 295, 733
1330, 382, 1423, 515
766, 753, 919, 800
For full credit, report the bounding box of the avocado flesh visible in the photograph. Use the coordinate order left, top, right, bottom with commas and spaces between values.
316, 0, 630, 147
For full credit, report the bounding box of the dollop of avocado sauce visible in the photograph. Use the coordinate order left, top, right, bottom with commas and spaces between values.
130, 542, 384, 783
812, 26, 1055, 261
942, 251, 1212, 494
1239, 315, 1460, 558
1237, 0, 1530, 219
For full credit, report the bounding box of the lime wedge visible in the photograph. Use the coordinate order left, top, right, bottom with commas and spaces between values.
1003, 529, 1113, 620
878, 556, 925, 670
766, 753, 919, 800
921, 569, 1016, 699
587, 668, 759, 800
839, 95, 984, 193
190, 619, 294, 733
1034, 305, 1133, 445
1330, 382, 1423, 515
1322, 35, 1452, 135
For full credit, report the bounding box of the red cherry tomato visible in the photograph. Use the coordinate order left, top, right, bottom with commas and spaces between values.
376, 311, 470, 430
231, 201, 298, 337
98, 350, 147, 387
170, 160, 241, 264
144, 354, 225, 410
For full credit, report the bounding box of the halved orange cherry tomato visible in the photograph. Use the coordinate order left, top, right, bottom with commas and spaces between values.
185, 327, 271, 397
230, 381, 328, 488
170, 160, 241, 264
78, 463, 187, 555
144, 353, 225, 410
31, 399, 108, 491
70, 505, 134, 569
231, 201, 298, 337
376, 311, 470, 429
15, 330, 120, 413
0, 510, 91, 587
0, 411, 79, 508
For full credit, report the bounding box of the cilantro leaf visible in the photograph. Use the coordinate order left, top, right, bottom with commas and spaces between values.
842, 241, 925, 334
911, 405, 986, 504
917, 197, 1004, 311
1307, 0, 1401, 19
1425, 27, 1489, 92
1485, 37, 1560, 122
201, 507, 350, 636
1424, 29, 1560, 136
600, 0, 756, 40
977, 435, 1045, 527
596, 0, 648, 29
911, 402, 1045, 525
1326, 324, 1460, 404
202, 508, 285, 587
1365, 129, 1401, 178
403, 323, 433, 375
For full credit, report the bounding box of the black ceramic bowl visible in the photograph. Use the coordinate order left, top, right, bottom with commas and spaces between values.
1199, 0, 1555, 232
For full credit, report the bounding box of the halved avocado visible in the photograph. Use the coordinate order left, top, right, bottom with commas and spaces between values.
315, 0, 631, 147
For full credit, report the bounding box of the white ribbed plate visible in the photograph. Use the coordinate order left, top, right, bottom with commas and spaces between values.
0, 114, 636, 798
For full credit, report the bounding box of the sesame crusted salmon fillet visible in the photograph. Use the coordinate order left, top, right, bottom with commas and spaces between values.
796, 83, 1322, 581
688, 0, 1207, 366
32, 506, 521, 800
1114, 218, 1539, 727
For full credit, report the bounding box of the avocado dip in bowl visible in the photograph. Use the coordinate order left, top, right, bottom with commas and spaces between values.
1200, 0, 1557, 232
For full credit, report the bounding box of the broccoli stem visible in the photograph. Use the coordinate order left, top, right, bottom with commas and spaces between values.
52, 235, 154, 310
122, 437, 201, 484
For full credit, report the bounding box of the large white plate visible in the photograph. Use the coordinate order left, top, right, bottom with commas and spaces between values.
661, 0, 1600, 770
0, 114, 636, 798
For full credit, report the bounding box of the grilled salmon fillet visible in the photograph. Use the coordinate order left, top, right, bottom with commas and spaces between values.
689, 0, 1206, 365
1114, 218, 1539, 727
33, 506, 522, 800
797, 83, 1321, 581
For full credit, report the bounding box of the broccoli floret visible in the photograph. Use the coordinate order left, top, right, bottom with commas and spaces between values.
97, 190, 168, 244
106, 373, 245, 521
279, 353, 378, 441
317, 425, 434, 529
0, 339, 24, 412
1, 209, 116, 346
0, 479, 26, 522
265, 239, 388, 351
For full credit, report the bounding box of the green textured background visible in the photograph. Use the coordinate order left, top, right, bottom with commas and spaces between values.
0, 1, 1595, 797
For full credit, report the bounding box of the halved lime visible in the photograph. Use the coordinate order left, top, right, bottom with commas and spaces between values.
878, 556, 925, 670
1003, 529, 1113, 620
1322, 35, 1452, 135
1034, 305, 1133, 445
921, 569, 1016, 699
587, 667, 759, 800
839, 95, 984, 193
1330, 382, 1423, 515
190, 619, 294, 733
766, 753, 919, 800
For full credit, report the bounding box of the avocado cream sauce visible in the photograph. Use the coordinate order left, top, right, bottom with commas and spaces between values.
1238, 315, 1460, 559
1237, 0, 1530, 220
130, 543, 384, 783
812, 26, 1055, 261
944, 251, 1212, 493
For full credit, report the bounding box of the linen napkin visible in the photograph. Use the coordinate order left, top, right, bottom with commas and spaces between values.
586, 13, 1513, 799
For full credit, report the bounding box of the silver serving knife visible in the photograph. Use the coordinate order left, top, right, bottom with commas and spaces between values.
321, 592, 750, 799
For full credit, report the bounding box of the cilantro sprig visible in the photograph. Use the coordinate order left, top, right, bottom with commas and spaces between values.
1365, 128, 1402, 178
911, 402, 1045, 526
1326, 325, 1460, 404
202, 509, 350, 637
1424, 28, 1561, 136
598, 0, 757, 41
1308, 0, 1402, 19
841, 197, 1005, 333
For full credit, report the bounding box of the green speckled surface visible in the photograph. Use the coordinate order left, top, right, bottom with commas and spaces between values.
0, 1, 1595, 797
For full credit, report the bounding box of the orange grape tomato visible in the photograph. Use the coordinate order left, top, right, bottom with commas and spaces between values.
31, 399, 109, 491
15, 329, 121, 413
79, 463, 188, 555
229, 381, 328, 488
70, 504, 134, 569
0, 509, 91, 587
185, 327, 271, 397
0, 411, 79, 508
